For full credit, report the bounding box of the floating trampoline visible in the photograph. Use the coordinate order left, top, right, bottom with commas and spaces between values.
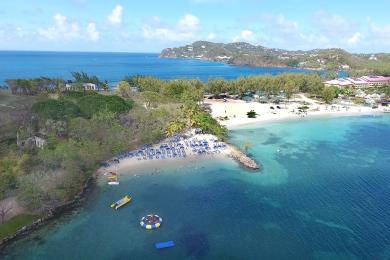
140, 214, 162, 230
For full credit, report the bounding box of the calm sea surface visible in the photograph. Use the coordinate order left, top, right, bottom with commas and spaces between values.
0, 51, 312, 85
2, 115, 390, 259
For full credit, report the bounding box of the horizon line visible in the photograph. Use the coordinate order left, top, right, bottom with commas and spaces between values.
0, 49, 160, 54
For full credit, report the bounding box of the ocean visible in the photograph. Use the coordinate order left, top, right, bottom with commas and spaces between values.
0, 51, 312, 86
2, 115, 390, 259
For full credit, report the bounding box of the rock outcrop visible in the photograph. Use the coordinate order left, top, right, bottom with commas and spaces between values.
228, 145, 260, 171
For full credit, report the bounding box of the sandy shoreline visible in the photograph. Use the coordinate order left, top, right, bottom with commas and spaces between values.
205, 94, 387, 129
98, 94, 388, 179
97, 134, 231, 182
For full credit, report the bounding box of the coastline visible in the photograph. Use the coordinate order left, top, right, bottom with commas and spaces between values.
1, 94, 386, 251
97, 133, 260, 184
205, 95, 387, 129
226, 109, 384, 129
0, 175, 96, 250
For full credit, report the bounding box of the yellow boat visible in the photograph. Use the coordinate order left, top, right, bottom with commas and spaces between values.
110, 195, 131, 210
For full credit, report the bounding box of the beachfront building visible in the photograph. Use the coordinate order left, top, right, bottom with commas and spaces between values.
65, 82, 98, 91
325, 76, 390, 88
82, 83, 97, 90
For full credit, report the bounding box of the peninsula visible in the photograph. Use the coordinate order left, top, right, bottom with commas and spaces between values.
160, 41, 390, 74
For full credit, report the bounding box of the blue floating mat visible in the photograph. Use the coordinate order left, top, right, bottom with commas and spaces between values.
155, 240, 175, 249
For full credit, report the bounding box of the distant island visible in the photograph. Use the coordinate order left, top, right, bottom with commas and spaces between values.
160, 41, 390, 75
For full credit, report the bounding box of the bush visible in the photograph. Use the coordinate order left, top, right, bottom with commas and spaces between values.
246, 110, 257, 118
32, 99, 81, 120
193, 111, 228, 140
78, 95, 133, 118
63, 91, 97, 100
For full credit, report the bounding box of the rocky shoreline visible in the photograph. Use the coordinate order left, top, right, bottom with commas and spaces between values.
0, 176, 96, 250
228, 145, 261, 171
0, 139, 260, 251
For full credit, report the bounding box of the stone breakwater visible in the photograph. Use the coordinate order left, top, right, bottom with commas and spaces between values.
228, 145, 260, 171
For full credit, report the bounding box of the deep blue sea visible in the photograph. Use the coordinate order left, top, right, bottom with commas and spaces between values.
0, 51, 312, 85
2, 115, 390, 260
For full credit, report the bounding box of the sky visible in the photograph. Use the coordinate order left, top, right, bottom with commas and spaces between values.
0, 0, 389, 53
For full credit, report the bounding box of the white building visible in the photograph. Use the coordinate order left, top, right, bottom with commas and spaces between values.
65, 83, 97, 91
325, 76, 390, 88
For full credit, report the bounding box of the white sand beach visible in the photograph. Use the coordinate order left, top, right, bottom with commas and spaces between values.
205, 94, 385, 128
97, 94, 388, 180
97, 134, 232, 181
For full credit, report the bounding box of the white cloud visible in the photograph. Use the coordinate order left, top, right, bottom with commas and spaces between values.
314, 12, 352, 30
142, 25, 195, 41
347, 32, 362, 45
178, 14, 200, 31
274, 15, 299, 33
142, 14, 201, 42
38, 13, 100, 42
87, 22, 99, 41
233, 29, 255, 42
0, 25, 31, 41
369, 22, 390, 40
108, 5, 123, 25
207, 32, 216, 40
38, 13, 80, 40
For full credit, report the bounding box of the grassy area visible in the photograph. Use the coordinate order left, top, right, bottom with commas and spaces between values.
0, 214, 40, 240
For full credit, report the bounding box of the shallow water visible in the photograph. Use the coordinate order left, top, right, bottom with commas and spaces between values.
2, 115, 390, 259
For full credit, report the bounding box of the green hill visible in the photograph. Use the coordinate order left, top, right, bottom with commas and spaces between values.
160, 41, 390, 75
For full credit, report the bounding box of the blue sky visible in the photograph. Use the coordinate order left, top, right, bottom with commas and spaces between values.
0, 0, 389, 53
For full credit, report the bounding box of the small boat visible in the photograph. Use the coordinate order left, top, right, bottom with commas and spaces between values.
110, 195, 131, 210
155, 240, 175, 249
104, 172, 117, 177
108, 181, 120, 185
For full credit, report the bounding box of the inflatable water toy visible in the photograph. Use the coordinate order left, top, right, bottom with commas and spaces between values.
110, 195, 131, 210
140, 214, 162, 229
155, 241, 174, 249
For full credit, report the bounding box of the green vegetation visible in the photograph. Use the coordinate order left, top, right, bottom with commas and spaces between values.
0, 72, 227, 224
77, 94, 133, 118
246, 110, 257, 118
0, 214, 39, 240
322, 86, 338, 104
1, 70, 387, 237
161, 41, 390, 75
32, 99, 82, 120
205, 73, 325, 98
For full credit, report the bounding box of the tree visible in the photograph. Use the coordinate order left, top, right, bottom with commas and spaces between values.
166, 120, 186, 137
139, 91, 159, 110
32, 99, 82, 120
0, 202, 13, 224
383, 85, 390, 98
322, 86, 337, 104
246, 110, 257, 118
284, 79, 298, 101
116, 81, 132, 97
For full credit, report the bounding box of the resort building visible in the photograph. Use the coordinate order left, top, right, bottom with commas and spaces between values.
65, 82, 98, 91
82, 83, 97, 90
325, 76, 390, 88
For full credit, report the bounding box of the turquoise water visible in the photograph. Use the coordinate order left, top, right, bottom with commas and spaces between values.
0, 51, 311, 85
2, 115, 390, 259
